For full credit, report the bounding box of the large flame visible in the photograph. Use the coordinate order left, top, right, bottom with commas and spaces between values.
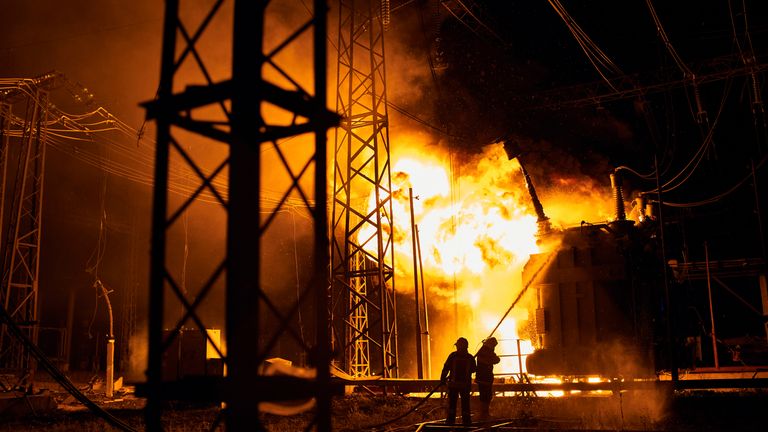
389, 143, 538, 278
355, 140, 613, 379
370, 142, 542, 376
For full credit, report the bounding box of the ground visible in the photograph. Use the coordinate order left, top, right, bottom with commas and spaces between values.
2, 376, 767, 431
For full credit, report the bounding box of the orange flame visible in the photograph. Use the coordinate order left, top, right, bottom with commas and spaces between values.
356, 139, 613, 378
383, 143, 541, 376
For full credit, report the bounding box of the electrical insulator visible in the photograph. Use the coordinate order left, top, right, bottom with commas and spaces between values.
692, 78, 709, 125
750, 72, 764, 115
381, 0, 390, 31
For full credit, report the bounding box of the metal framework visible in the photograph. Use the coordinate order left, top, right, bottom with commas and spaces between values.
142, 0, 336, 430
0, 84, 49, 387
332, 0, 398, 378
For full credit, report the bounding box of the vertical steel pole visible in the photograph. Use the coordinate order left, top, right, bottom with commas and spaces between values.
655, 155, 678, 382
146, 0, 178, 429
416, 225, 431, 378
228, 0, 266, 429
0, 103, 8, 257
704, 242, 719, 369
106, 338, 115, 397
314, 0, 332, 430
409, 188, 423, 378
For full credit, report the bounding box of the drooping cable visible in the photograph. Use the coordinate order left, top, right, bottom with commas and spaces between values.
654, 151, 767, 208
3, 75, 314, 210
0, 301, 137, 432
645, 0, 709, 125
291, 209, 306, 347
642, 77, 732, 195
440, 0, 504, 45
615, 165, 656, 181
361, 381, 444, 431
387, 100, 467, 141
546, 0, 623, 91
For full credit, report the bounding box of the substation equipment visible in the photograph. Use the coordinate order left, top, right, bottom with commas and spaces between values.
0, 75, 53, 388
521, 170, 768, 383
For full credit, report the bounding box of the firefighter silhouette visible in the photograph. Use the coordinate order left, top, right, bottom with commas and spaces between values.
440, 337, 476, 425
475, 337, 501, 419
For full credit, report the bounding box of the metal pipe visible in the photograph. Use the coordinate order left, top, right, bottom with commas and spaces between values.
106, 338, 115, 398
409, 188, 423, 378
415, 224, 431, 378
97, 281, 115, 397
228, 0, 266, 427
655, 155, 678, 382
313, 1, 331, 430
146, 1, 178, 429
760, 275, 768, 343
0, 103, 9, 262
752, 160, 767, 270
65, 291, 74, 370
704, 242, 719, 369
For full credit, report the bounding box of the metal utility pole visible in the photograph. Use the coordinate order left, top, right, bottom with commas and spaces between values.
142, 1, 337, 430
0, 102, 9, 258
331, 0, 398, 378
0, 83, 51, 389
704, 242, 719, 368
409, 188, 423, 378
415, 224, 431, 378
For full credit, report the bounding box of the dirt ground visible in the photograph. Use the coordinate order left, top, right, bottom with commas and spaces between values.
2, 377, 767, 431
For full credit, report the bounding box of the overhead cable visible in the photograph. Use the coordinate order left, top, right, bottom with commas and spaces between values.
654, 152, 767, 208
645, 0, 710, 125
642, 77, 732, 195
546, 0, 623, 91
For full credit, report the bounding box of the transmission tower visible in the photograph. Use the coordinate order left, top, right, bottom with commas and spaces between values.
141, 1, 337, 431
332, 0, 398, 378
0, 77, 53, 387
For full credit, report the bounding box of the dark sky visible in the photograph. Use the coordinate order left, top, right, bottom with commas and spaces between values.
420, 0, 768, 258
431, 1, 768, 168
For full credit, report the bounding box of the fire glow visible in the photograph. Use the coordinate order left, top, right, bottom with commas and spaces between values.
381, 143, 542, 376
355, 139, 617, 381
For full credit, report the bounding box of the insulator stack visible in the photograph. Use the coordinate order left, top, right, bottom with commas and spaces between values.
751, 72, 764, 115
692, 79, 709, 125
381, 0, 390, 31
610, 172, 626, 222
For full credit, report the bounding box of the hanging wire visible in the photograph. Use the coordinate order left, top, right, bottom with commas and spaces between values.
3, 76, 315, 210
615, 164, 656, 181
653, 151, 767, 208
645, 0, 710, 126
641, 77, 733, 195
291, 209, 306, 347
546, 0, 623, 91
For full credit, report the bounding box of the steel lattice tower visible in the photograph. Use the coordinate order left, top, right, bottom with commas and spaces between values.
0, 82, 50, 387
142, 1, 337, 430
332, 0, 398, 378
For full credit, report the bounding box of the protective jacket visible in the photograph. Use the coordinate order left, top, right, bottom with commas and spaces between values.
475, 344, 500, 383
440, 349, 476, 390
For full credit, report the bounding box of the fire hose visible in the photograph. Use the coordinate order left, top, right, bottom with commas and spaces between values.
0, 302, 137, 432
486, 251, 556, 341
362, 252, 557, 430
361, 381, 445, 431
